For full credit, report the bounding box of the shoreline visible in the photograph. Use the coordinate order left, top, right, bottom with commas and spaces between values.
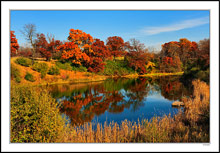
13, 72, 183, 87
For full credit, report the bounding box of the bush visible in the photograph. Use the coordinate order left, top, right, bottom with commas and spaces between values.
11, 64, 21, 83
15, 57, 32, 67
55, 61, 72, 71
24, 72, 35, 82
10, 86, 65, 142
32, 62, 49, 78
48, 66, 60, 75
102, 60, 135, 76
72, 65, 87, 72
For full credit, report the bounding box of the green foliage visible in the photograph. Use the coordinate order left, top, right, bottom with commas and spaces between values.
72, 65, 87, 72
10, 86, 65, 142
24, 72, 35, 82
182, 60, 209, 83
32, 62, 49, 78
15, 57, 32, 67
11, 64, 21, 83
101, 60, 135, 76
55, 61, 72, 71
48, 66, 60, 75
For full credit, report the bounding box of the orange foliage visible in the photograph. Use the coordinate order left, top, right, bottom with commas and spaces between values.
57, 29, 94, 66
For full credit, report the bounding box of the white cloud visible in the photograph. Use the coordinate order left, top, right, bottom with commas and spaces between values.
141, 16, 209, 35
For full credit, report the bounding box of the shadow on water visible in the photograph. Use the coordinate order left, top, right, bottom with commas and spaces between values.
48, 76, 192, 127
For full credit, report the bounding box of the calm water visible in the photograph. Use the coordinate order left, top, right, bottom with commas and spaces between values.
49, 76, 192, 126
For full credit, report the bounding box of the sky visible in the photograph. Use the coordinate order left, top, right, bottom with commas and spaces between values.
10, 10, 210, 51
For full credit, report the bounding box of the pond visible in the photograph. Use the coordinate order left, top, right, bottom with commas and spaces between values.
48, 76, 192, 127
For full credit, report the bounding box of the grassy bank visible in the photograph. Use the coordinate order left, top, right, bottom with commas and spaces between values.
11, 57, 109, 86
11, 57, 184, 86
10, 79, 209, 143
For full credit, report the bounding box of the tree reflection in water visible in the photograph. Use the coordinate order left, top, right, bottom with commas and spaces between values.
49, 76, 192, 126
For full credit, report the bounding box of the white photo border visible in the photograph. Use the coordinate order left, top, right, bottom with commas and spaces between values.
1, 1, 219, 152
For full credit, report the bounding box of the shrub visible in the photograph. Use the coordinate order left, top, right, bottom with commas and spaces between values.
102, 60, 135, 76
24, 72, 35, 82
55, 61, 72, 71
15, 57, 32, 67
61, 74, 69, 80
48, 66, 60, 75
72, 65, 87, 72
10, 86, 65, 142
11, 64, 21, 83
32, 62, 49, 78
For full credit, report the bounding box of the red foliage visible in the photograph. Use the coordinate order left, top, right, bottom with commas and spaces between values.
35, 33, 62, 61
86, 57, 105, 73
48, 39, 62, 54
198, 39, 210, 67
163, 56, 173, 65
35, 33, 50, 60
57, 41, 90, 65
106, 36, 125, 60
161, 38, 200, 67
57, 29, 93, 65
18, 51, 32, 57
91, 39, 110, 60
126, 50, 148, 74
10, 31, 19, 56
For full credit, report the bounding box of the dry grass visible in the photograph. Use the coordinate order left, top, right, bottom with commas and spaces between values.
11, 57, 108, 86
57, 79, 209, 143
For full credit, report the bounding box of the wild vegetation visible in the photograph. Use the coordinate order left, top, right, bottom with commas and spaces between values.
11, 26, 209, 82
10, 79, 209, 142
10, 24, 210, 143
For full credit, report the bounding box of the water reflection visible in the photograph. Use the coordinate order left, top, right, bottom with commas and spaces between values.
49, 76, 192, 126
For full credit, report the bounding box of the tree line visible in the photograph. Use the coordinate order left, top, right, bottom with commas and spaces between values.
11, 24, 210, 76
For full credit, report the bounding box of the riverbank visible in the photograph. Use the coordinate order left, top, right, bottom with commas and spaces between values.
11, 57, 183, 87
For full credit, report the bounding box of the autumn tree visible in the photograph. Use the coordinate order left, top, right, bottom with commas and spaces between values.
10, 31, 19, 56
160, 38, 200, 72
124, 39, 148, 74
35, 33, 50, 60
160, 41, 180, 58
198, 38, 210, 68
84, 39, 111, 73
47, 33, 62, 60
57, 29, 93, 66
35, 33, 62, 61
20, 24, 37, 61
125, 38, 146, 52
106, 36, 125, 60
91, 39, 110, 60
160, 38, 199, 66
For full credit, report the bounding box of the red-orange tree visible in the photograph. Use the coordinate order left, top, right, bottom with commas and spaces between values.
35, 33, 50, 60
161, 38, 199, 65
125, 39, 148, 74
47, 38, 62, 59
198, 38, 209, 67
10, 31, 20, 56
85, 39, 110, 72
57, 29, 93, 66
35, 33, 62, 61
91, 39, 110, 60
106, 36, 125, 60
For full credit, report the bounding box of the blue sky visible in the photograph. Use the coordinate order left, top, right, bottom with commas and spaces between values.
10, 10, 209, 51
